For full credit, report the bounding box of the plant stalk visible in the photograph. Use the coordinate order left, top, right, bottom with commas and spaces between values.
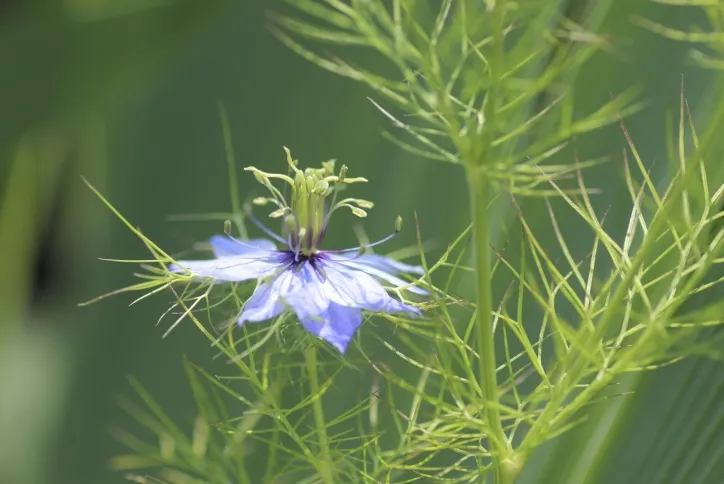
305, 344, 335, 484
466, 166, 514, 484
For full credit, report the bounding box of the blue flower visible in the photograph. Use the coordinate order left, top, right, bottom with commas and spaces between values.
169, 149, 425, 353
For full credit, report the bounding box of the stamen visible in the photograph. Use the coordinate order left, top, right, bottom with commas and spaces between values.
325, 230, 398, 254
243, 167, 290, 208
221, 234, 279, 252
295, 227, 307, 260
244, 209, 288, 245
283, 213, 303, 258
321, 165, 346, 229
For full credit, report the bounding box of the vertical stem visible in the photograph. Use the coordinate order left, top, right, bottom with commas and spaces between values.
466, 166, 514, 484
305, 344, 335, 484
463, 2, 514, 481
218, 102, 248, 239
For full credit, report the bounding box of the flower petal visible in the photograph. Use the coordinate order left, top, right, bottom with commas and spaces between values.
298, 303, 363, 354
169, 251, 289, 282
238, 267, 298, 323
237, 281, 285, 324
283, 262, 332, 316
324, 253, 427, 295
320, 261, 421, 316
354, 253, 424, 275
209, 236, 277, 257
238, 260, 337, 325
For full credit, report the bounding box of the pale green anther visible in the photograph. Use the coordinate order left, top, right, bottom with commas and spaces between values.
351, 207, 368, 218
354, 199, 374, 209
253, 171, 268, 185
343, 177, 368, 184
339, 164, 348, 181
223, 219, 233, 236
245, 166, 295, 188
253, 197, 270, 206
395, 216, 402, 232
269, 207, 287, 218
304, 167, 325, 177
315, 180, 329, 194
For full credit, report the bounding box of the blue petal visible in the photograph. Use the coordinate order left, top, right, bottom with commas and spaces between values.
298, 303, 363, 354
209, 236, 277, 257
320, 261, 421, 316
169, 251, 289, 282
239, 261, 332, 324
283, 263, 332, 316
238, 270, 295, 323
325, 253, 428, 295
354, 253, 424, 275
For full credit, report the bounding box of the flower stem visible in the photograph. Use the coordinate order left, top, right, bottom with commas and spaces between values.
465, 166, 514, 484
305, 344, 335, 484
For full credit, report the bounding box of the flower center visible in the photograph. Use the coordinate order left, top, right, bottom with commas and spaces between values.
244, 147, 373, 256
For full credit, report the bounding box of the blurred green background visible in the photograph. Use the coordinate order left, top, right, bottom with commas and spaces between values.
1, 1, 723, 483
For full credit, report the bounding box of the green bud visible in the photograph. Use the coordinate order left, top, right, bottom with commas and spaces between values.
395, 216, 402, 232
252, 197, 270, 206
339, 164, 348, 180
223, 219, 233, 235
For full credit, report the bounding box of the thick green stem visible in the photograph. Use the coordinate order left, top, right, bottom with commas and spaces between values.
466, 166, 515, 484
305, 344, 334, 484
462, 3, 514, 481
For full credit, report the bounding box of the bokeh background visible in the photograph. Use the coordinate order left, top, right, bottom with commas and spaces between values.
1, 1, 723, 483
